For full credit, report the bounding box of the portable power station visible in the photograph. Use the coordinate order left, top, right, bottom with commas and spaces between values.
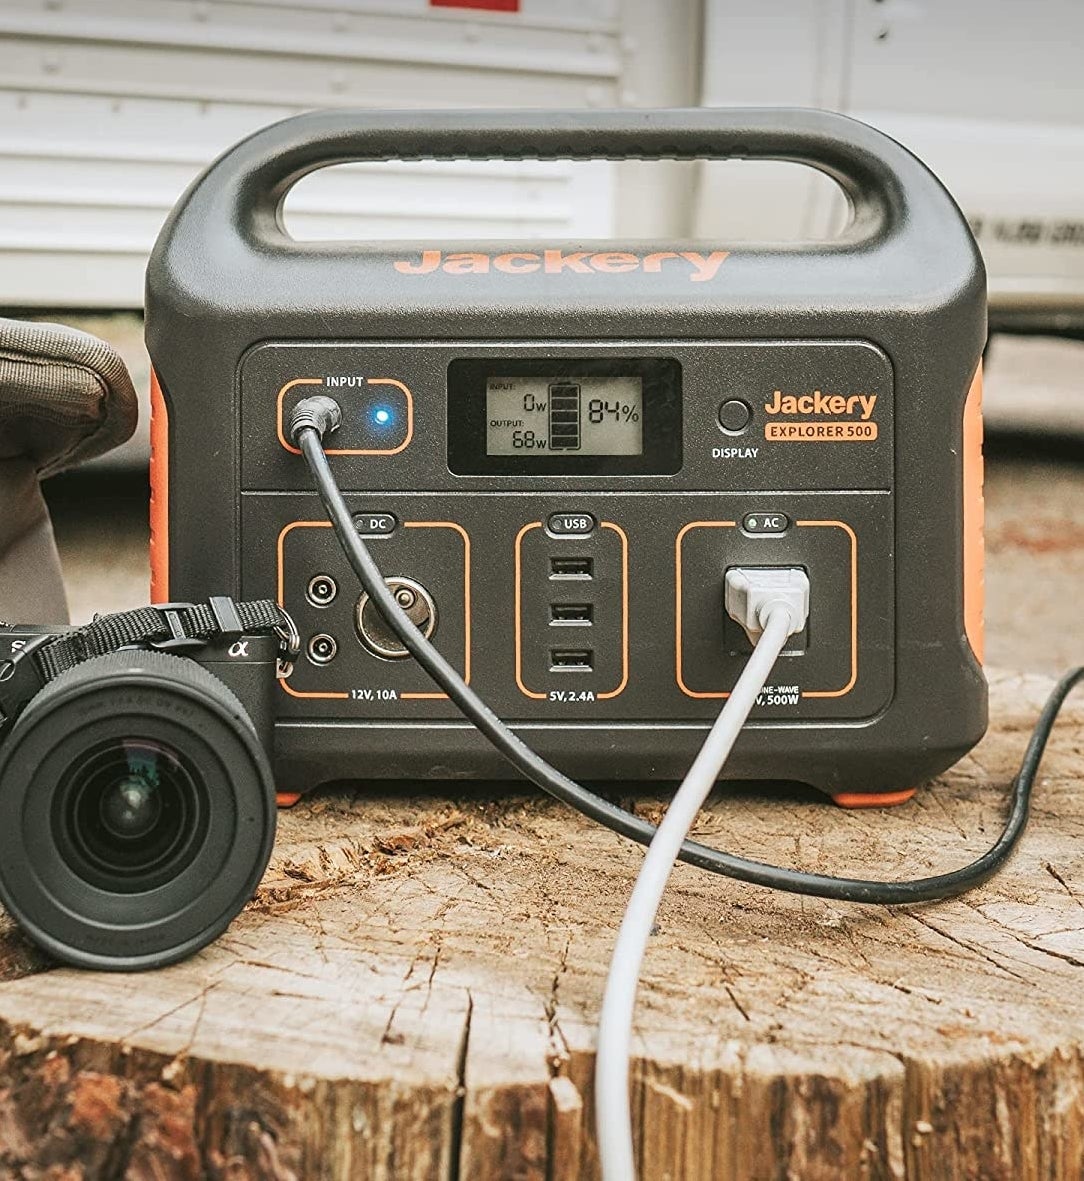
145, 108, 987, 805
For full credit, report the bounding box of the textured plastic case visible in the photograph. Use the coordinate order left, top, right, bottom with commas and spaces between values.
145, 108, 987, 803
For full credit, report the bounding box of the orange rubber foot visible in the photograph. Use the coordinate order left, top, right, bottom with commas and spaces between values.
276, 791, 303, 808
831, 788, 916, 809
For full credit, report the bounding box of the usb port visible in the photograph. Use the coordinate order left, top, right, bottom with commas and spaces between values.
550, 556, 593, 579
550, 603, 593, 626
550, 648, 594, 672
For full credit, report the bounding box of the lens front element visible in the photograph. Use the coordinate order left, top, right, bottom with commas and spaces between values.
55, 738, 208, 893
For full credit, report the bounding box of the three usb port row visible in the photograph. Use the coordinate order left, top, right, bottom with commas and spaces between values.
549, 556, 593, 669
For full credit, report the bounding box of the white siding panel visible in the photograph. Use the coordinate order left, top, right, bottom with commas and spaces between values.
693, 0, 1084, 315
691, 0, 848, 243
0, 0, 629, 307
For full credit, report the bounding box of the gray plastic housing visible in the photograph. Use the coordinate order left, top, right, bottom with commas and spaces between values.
145, 108, 987, 799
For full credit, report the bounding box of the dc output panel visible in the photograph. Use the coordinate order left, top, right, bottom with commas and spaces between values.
275, 518, 469, 711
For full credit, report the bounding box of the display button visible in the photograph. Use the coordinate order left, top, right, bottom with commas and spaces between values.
352, 512, 397, 536
547, 512, 596, 537
742, 512, 790, 535
718, 399, 753, 434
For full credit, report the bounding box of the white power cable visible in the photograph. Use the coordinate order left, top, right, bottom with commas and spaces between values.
595, 570, 809, 1180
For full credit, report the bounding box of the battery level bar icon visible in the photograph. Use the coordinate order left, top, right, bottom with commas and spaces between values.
548, 382, 581, 450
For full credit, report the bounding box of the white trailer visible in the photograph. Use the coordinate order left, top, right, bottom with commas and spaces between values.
2, 0, 1083, 329
694, 0, 1084, 329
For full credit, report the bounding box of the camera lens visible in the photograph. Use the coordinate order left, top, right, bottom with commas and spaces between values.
0, 650, 276, 971
54, 738, 208, 893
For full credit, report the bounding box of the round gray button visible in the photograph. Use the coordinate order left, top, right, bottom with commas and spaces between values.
718, 399, 753, 434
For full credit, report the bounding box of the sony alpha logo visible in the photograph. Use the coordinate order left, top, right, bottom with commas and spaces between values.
393, 249, 729, 283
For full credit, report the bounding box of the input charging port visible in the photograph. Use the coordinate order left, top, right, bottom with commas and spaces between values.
550, 648, 594, 672
550, 557, 593, 579
550, 603, 593, 625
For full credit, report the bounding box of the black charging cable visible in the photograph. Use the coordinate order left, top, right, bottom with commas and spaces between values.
291, 397, 1083, 905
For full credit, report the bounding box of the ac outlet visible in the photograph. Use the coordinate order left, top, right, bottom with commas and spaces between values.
677, 522, 853, 701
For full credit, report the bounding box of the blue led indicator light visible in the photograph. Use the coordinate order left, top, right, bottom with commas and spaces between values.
372, 406, 393, 427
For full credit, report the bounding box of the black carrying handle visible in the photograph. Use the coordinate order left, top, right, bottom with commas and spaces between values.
185, 107, 960, 255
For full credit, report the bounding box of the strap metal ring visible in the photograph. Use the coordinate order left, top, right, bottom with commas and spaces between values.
274, 608, 300, 679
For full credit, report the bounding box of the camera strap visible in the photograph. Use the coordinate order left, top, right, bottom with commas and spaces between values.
33, 597, 295, 682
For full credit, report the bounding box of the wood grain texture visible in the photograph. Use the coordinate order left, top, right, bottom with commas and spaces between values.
0, 670, 1080, 1179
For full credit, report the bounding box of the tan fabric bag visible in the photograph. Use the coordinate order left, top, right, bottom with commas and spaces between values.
0, 319, 137, 623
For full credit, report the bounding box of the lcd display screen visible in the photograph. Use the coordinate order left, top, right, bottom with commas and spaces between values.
485, 375, 644, 456
447, 356, 681, 476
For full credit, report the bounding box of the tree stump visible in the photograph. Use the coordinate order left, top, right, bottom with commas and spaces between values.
17, 444, 1084, 1178
0, 667, 1079, 1180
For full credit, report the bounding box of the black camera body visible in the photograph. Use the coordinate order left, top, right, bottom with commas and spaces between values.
0, 609, 284, 970
0, 624, 279, 750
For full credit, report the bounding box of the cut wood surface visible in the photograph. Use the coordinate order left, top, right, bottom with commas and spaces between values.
0, 669, 1082, 1181
11, 451, 1084, 1180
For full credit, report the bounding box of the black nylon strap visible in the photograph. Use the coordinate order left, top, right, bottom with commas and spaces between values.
34, 598, 287, 682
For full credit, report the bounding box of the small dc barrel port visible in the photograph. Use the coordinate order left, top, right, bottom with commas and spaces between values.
306, 574, 338, 608
306, 633, 338, 665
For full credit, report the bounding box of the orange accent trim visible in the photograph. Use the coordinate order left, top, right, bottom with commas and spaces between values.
275, 519, 470, 700
278, 677, 349, 700
514, 523, 546, 700
832, 788, 916, 809
276, 791, 302, 808
963, 363, 984, 664
513, 521, 629, 700
149, 370, 169, 602
276, 377, 414, 456
765, 421, 878, 442
674, 521, 736, 699
596, 523, 630, 700
401, 521, 471, 699
674, 520, 857, 699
